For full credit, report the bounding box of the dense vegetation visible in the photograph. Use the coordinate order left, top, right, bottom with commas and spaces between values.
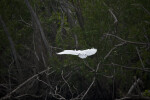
0, 0, 150, 100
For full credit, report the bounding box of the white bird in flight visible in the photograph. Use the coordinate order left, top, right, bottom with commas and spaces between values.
57, 48, 97, 59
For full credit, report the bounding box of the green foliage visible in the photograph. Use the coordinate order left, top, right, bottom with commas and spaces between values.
143, 90, 150, 97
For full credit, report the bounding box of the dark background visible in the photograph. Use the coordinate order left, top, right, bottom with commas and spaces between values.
0, 0, 150, 99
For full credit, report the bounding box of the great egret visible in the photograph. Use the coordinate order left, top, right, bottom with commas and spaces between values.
57, 48, 97, 59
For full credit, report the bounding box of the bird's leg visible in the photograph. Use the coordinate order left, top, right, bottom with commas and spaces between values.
83, 60, 95, 72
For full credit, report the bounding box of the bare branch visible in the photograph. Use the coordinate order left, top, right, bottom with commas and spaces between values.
131, 4, 150, 16
18, 16, 32, 27
49, 86, 66, 100
104, 42, 125, 60
61, 70, 73, 97
116, 78, 144, 100
15, 94, 42, 99
136, 47, 145, 69
36, 77, 50, 87
95, 62, 100, 72
50, 46, 63, 50
106, 33, 147, 45
1, 67, 52, 100
112, 63, 150, 72
109, 9, 118, 24
83, 60, 95, 72
74, 34, 78, 48
127, 78, 142, 96
81, 77, 95, 100
116, 95, 150, 100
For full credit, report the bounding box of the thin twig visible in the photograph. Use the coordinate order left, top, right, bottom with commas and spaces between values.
49, 46, 63, 50
8, 59, 14, 92
112, 66, 116, 99
136, 47, 145, 69
104, 42, 125, 60
15, 94, 42, 99
74, 34, 78, 48
61, 70, 73, 97
37, 77, 50, 87
131, 4, 150, 16
81, 77, 95, 100
116, 95, 150, 100
106, 33, 147, 45
18, 16, 32, 27
112, 63, 150, 72
95, 62, 100, 72
49, 86, 66, 100
83, 60, 95, 72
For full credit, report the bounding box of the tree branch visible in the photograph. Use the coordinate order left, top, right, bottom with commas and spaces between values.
24, 0, 51, 56
136, 47, 145, 69
1, 67, 52, 100
106, 33, 147, 45
81, 77, 95, 100
109, 9, 118, 24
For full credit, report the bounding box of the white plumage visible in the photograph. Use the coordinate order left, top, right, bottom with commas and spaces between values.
57, 48, 97, 59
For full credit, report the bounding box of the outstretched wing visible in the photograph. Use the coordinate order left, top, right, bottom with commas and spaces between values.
57, 50, 79, 55
83, 48, 97, 56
